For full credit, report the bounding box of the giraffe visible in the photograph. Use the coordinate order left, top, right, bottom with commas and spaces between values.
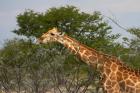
37, 27, 140, 93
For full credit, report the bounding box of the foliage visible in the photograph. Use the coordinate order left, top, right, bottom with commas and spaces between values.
13, 6, 122, 55
1, 5, 138, 93
13, 4, 123, 83
0, 39, 99, 93
122, 28, 140, 69
0, 39, 50, 93
7, 6, 127, 92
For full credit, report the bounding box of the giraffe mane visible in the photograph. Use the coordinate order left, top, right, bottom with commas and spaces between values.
104, 54, 140, 77
63, 34, 140, 77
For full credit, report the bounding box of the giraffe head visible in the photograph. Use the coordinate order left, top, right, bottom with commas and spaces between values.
37, 27, 65, 44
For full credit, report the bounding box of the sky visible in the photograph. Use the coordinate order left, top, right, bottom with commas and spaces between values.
0, 0, 140, 48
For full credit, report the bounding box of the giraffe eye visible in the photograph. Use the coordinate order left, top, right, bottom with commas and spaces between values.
50, 33, 55, 36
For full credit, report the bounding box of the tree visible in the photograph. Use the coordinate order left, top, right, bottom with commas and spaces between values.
13, 5, 123, 54
0, 39, 50, 93
0, 39, 97, 93
122, 28, 140, 69
13, 5, 126, 72
12, 5, 124, 92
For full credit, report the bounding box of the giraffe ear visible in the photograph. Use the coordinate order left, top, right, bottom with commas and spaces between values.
59, 32, 65, 36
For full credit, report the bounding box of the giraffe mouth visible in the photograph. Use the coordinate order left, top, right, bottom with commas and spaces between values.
36, 37, 52, 44
36, 38, 43, 44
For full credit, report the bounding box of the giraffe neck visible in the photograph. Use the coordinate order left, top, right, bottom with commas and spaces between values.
57, 35, 104, 67
56, 34, 140, 92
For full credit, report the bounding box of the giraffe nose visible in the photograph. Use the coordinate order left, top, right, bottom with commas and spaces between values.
36, 38, 42, 44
